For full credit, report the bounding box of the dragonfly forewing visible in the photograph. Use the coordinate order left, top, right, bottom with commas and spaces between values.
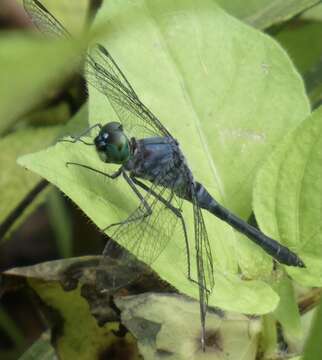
85, 44, 172, 140
24, 0, 70, 38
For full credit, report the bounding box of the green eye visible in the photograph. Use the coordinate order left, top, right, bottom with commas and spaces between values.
97, 131, 130, 164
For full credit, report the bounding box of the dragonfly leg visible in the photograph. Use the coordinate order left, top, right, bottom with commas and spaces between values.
188, 278, 211, 295
59, 123, 102, 145
130, 176, 195, 284
65, 162, 122, 179
103, 172, 152, 231
65, 163, 152, 229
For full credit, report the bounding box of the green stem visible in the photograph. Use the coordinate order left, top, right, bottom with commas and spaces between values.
47, 188, 73, 258
302, 295, 322, 360
261, 314, 278, 359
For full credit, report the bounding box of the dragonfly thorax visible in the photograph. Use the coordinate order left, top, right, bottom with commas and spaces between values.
94, 122, 131, 164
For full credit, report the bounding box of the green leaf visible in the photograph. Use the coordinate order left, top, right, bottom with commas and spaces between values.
215, 0, 320, 29
0, 32, 83, 134
19, 0, 309, 313
0, 104, 87, 241
254, 106, 322, 287
90, 0, 309, 290
0, 125, 61, 242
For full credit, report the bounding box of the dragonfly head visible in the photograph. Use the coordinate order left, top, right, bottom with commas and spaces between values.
94, 122, 130, 164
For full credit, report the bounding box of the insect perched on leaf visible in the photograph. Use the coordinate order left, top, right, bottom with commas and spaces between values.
24, 0, 305, 351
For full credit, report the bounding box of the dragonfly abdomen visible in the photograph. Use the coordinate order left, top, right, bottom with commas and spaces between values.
193, 182, 305, 268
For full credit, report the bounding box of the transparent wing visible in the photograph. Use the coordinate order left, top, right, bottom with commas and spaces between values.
193, 200, 215, 295
23, 0, 172, 140
97, 177, 185, 291
23, 0, 70, 38
85, 44, 172, 139
190, 183, 215, 330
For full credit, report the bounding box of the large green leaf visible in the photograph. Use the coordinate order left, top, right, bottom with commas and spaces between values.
19, 0, 309, 313
89, 0, 309, 286
254, 106, 322, 286
215, 0, 320, 29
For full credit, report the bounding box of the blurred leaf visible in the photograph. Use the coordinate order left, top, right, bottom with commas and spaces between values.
19, 0, 309, 313
40, 0, 89, 33
19, 332, 57, 360
275, 21, 322, 105
254, 106, 322, 287
0, 104, 87, 241
44, 104, 88, 257
25, 102, 71, 127
16, 0, 89, 33
0, 307, 25, 348
59, 102, 88, 135
275, 21, 322, 75
215, 0, 320, 29
116, 293, 261, 359
0, 32, 84, 134
0, 126, 61, 242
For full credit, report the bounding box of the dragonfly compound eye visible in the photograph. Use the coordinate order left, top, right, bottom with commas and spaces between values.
94, 134, 107, 151
94, 130, 130, 164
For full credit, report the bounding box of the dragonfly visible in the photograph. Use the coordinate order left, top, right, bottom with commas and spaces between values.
24, 0, 305, 351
